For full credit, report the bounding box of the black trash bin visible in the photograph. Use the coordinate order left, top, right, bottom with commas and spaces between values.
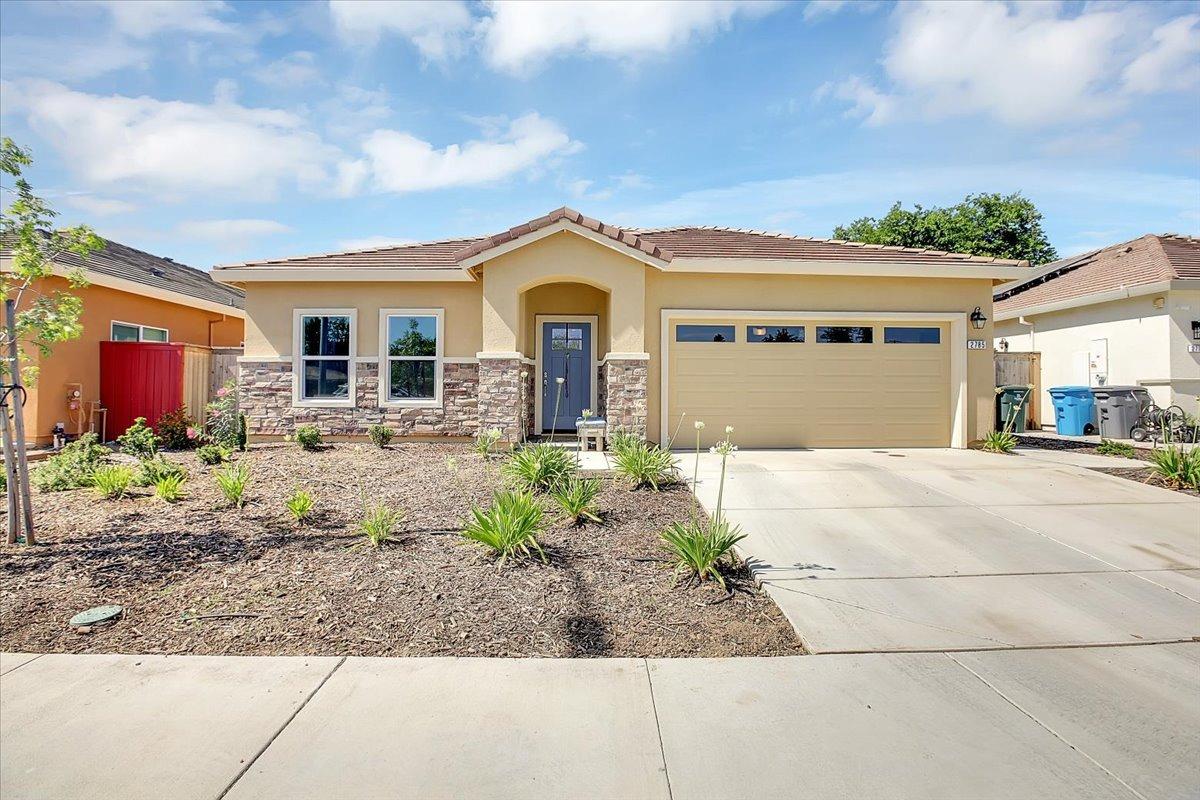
996, 385, 1031, 433
1089, 386, 1151, 439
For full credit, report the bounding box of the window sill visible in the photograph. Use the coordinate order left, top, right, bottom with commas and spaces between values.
379, 398, 442, 409
292, 398, 355, 408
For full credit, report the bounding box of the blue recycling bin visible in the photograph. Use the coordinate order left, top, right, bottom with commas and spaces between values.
1048, 386, 1096, 436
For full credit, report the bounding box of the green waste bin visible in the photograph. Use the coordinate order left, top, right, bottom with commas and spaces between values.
996, 385, 1031, 433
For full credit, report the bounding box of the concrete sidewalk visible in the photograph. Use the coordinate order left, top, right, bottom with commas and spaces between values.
3, 647, 1198, 799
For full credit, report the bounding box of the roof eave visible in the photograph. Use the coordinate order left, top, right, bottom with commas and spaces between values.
212, 267, 477, 284
457, 218, 671, 271
665, 257, 1031, 280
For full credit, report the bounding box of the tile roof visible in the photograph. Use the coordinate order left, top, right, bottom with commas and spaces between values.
3, 236, 244, 309
217, 207, 1031, 272
994, 234, 1200, 314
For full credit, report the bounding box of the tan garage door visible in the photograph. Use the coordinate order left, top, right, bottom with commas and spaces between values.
667, 318, 952, 448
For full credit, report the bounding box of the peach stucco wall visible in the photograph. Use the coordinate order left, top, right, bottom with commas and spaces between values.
20, 276, 243, 444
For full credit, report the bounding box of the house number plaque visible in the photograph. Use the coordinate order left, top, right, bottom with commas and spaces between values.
967, 339, 988, 350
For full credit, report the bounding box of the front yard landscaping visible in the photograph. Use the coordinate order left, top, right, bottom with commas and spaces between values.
0, 440, 801, 658
1015, 434, 1200, 495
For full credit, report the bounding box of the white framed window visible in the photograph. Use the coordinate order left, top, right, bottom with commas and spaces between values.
111, 320, 169, 342
379, 308, 443, 407
292, 309, 356, 407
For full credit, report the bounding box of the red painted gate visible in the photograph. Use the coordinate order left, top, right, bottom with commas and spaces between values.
99, 342, 185, 441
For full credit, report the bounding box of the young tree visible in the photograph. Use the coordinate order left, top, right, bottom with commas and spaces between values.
1, 138, 102, 544
833, 192, 1058, 265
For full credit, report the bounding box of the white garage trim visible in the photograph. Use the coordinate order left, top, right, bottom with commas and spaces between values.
659, 309, 969, 449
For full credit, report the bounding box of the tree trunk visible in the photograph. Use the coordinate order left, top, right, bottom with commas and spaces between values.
4, 300, 35, 544
2, 400, 19, 544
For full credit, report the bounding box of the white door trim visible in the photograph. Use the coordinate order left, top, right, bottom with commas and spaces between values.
535, 314, 599, 435
659, 309, 970, 449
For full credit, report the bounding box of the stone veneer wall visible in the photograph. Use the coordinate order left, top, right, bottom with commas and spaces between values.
477, 357, 524, 442
239, 360, 479, 437
603, 359, 648, 439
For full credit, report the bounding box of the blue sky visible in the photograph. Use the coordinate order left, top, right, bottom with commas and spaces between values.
1, 0, 1198, 269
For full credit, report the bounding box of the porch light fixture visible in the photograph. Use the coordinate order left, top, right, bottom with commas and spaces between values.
969, 306, 987, 330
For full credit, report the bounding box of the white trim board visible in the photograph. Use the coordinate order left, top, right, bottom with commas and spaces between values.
534, 314, 599, 435
213, 267, 474, 284
665, 258, 1029, 280
658, 308, 969, 450
459, 220, 670, 271
994, 280, 1174, 321
292, 308, 357, 408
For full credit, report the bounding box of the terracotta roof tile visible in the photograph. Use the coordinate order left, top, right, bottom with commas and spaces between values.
994, 233, 1200, 314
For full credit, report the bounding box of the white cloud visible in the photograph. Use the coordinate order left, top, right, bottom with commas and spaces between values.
343, 112, 581, 194
252, 51, 323, 89
0, 35, 149, 81
92, 0, 235, 38
479, 0, 781, 74
176, 218, 293, 242
1122, 14, 1200, 94
63, 194, 139, 217
337, 236, 418, 251
819, 2, 1199, 128
2, 79, 339, 200
328, 0, 473, 60
802, 1, 875, 22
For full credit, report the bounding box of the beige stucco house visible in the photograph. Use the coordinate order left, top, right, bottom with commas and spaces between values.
214, 207, 1030, 448
993, 234, 1200, 424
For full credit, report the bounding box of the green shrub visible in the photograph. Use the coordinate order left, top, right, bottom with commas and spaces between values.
1096, 438, 1136, 458
196, 443, 229, 466
92, 465, 134, 500
501, 443, 574, 492
285, 488, 315, 525
611, 439, 677, 490
473, 427, 503, 457
117, 417, 159, 460
1148, 445, 1200, 490
136, 457, 186, 487
462, 490, 547, 568
551, 476, 602, 525
607, 429, 641, 457
359, 502, 402, 547
154, 473, 187, 502
215, 462, 251, 508
981, 429, 1018, 454
660, 518, 746, 590
205, 381, 239, 447
0, 468, 5, 493
368, 424, 394, 448
294, 424, 322, 451
156, 406, 196, 450
32, 433, 107, 492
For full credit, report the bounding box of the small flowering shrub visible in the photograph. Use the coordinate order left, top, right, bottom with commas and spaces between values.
1096, 439, 1136, 458
607, 429, 641, 457
294, 424, 322, 451
1148, 445, 1200, 489
368, 424, 394, 448
473, 427, 503, 457
156, 406, 196, 450
136, 457, 186, 487
205, 381, 239, 448
117, 417, 158, 460
981, 430, 1018, 453
196, 443, 230, 466
32, 434, 107, 492
92, 465, 134, 500
612, 439, 677, 491
660, 518, 746, 590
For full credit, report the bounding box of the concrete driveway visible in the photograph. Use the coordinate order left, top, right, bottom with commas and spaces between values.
687, 447, 1200, 653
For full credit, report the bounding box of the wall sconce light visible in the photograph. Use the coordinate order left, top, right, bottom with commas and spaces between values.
969, 306, 988, 330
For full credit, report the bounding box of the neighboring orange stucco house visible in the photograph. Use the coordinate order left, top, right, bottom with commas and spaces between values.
1, 238, 244, 445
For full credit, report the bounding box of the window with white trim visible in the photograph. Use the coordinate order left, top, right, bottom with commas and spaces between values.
381, 310, 442, 404
298, 313, 353, 400
111, 321, 169, 342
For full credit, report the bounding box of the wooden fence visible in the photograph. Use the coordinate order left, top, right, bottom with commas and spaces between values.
210, 347, 242, 402
994, 351, 1042, 428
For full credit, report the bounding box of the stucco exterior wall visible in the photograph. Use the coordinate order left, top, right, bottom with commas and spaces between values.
242, 280, 482, 359
19, 275, 244, 444
521, 281, 609, 356
994, 294, 1173, 422
1167, 288, 1200, 414
643, 271, 997, 443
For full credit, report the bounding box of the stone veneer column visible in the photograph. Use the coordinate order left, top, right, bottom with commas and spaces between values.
477, 356, 524, 442
603, 358, 649, 439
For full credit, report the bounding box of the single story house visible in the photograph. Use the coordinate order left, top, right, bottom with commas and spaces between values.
214, 207, 1030, 449
993, 234, 1200, 424
1, 238, 245, 445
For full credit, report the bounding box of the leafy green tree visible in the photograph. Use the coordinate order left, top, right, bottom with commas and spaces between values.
833, 193, 1057, 264
1, 138, 102, 544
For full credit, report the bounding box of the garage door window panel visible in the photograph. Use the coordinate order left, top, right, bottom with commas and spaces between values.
747, 325, 805, 343
884, 326, 941, 344
816, 325, 873, 343
676, 324, 735, 343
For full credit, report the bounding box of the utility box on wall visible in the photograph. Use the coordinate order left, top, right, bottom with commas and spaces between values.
99, 342, 213, 440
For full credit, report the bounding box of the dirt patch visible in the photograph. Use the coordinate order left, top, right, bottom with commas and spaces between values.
1014, 434, 1153, 462
1089, 466, 1200, 498
1, 443, 801, 658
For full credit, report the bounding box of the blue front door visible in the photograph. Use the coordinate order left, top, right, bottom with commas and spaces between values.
542, 321, 591, 431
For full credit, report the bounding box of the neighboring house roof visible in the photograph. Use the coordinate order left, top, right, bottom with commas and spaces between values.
994, 233, 1200, 317
215, 207, 1030, 277
2, 236, 245, 313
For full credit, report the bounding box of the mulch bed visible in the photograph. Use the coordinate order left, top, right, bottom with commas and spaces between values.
1014, 434, 1153, 462
1090, 467, 1200, 498
0, 443, 801, 658
1015, 434, 1199, 496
